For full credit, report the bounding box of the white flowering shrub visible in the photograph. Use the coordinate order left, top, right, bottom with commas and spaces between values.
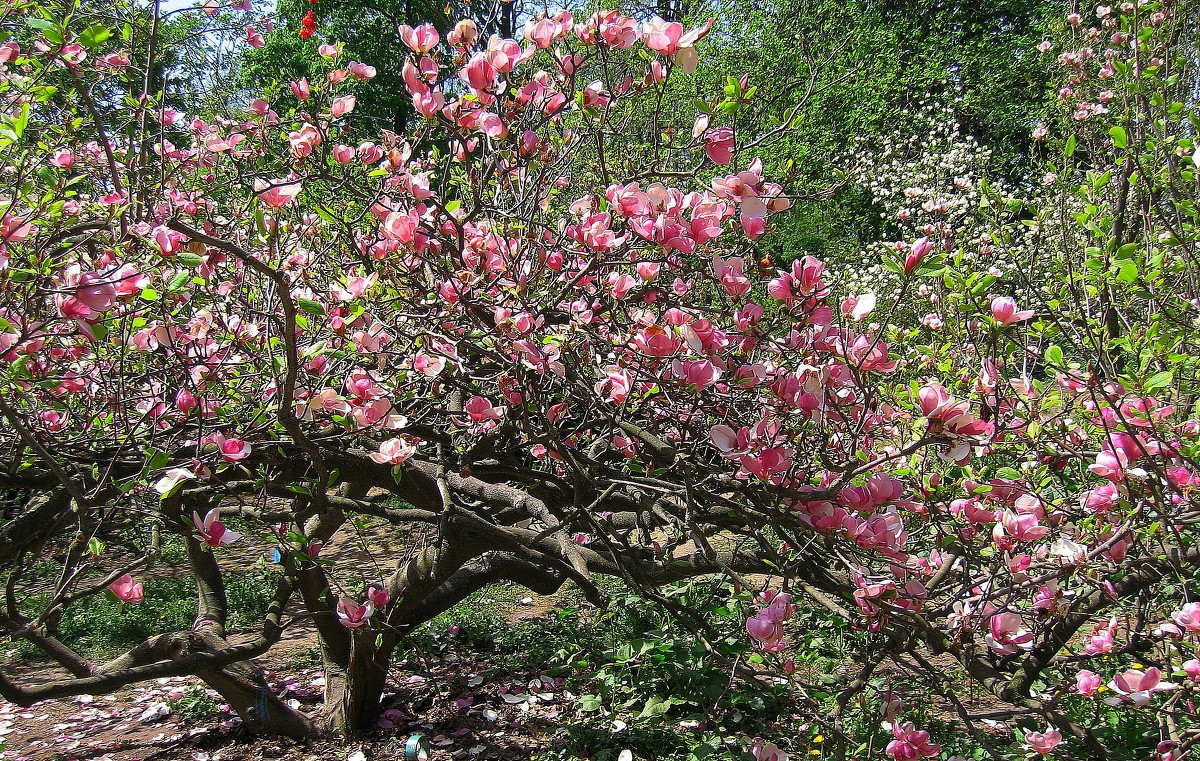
836, 102, 1043, 309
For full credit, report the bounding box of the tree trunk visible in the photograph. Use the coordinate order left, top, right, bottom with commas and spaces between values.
201, 662, 317, 739
99, 629, 318, 739
323, 630, 391, 735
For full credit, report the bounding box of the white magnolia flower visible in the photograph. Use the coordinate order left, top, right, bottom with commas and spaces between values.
154, 467, 195, 497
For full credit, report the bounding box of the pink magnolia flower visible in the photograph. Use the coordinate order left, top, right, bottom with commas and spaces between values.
336, 597, 375, 628
152, 225, 184, 256
746, 592, 794, 652
704, 128, 734, 165
357, 141, 381, 162
97, 51, 131, 73
1024, 727, 1062, 755
1183, 659, 1200, 682
108, 574, 144, 604
75, 271, 117, 314
331, 95, 356, 117
994, 510, 1049, 543
990, 296, 1035, 326
1106, 667, 1176, 706
595, 366, 633, 404
254, 179, 302, 208
1088, 448, 1127, 481
39, 410, 67, 432
287, 124, 322, 156
904, 236, 934, 274
525, 14, 570, 49
399, 23, 439, 53
193, 509, 242, 547
672, 358, 720, 392
464, 396, 506, 423
460, 53, 498, 93
986, 612, 1035, 654
413, 89, 445, 118
219, 436, 251, 462
1075, 669, 1102, 695
1173, 602, 1200, 632
886, 723, 941, 760
718, 257, 751, 297
348, 61, 376, 80
290, 78, 310, 101
245, 26, 265, 48
642, 18, 683, 55
368, 587, 391, 608
370, 437, 418, 465
752, 740, 788, 761
738, 447, 791, 482
448, 19, 479, 49
345, 368, 384, 400
709, 424, 748, 455
880, 692, 903, 721
412, 352, 446, 378
1083, 617, 1117, 655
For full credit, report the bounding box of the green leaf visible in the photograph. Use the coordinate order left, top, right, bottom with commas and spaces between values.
639, 695, 675, 718
1144, 370, 1174, 390
25, 17, 57, 35
166, 271, 190, 291
1109, 126, 1127, 150
579, 695, 603, 711
175, 252, 205, 268
78, 23, 112, 50
1064, 135, 1077, 158
1045, 345, 1064, 367
146, 447, 169, 471
297, 298, 325, 316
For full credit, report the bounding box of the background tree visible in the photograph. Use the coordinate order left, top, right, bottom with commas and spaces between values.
685, 0, 1061, 264
239, 0, 452, 132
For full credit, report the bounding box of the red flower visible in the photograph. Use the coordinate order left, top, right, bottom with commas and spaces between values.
299, 10, 316, 40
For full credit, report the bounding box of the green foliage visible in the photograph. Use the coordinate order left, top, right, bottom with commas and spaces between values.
167, 685, 222, 722
51, 578, 196, 657
239, 0, 450, 133
15, 569, 281, 660
423, 588, 608, 672
423, 578, 804, 761
686, 0, 1060, 268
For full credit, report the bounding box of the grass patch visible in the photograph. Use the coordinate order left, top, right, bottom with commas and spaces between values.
14, 568, 281, 661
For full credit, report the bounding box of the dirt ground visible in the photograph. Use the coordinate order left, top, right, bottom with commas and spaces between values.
0, 647, 576, 761
0, 594, 580, 761
1, 517, 578, 761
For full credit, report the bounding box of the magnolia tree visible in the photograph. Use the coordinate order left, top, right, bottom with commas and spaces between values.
1, 0, 1200, 755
